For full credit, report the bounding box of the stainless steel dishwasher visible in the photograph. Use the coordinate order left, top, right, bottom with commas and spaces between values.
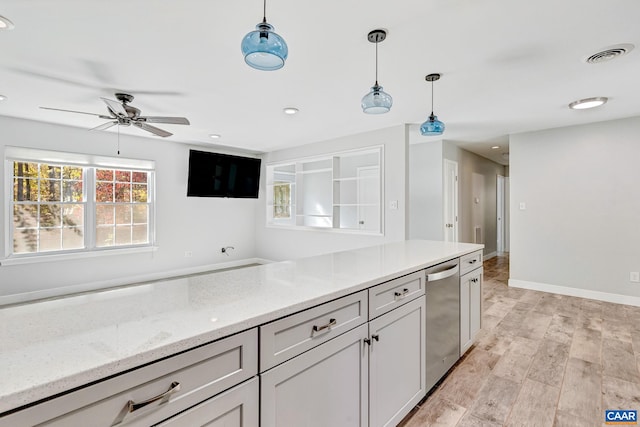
425, 259, 460, 391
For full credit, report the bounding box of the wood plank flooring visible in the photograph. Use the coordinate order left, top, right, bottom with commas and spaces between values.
400, 254, 640, 427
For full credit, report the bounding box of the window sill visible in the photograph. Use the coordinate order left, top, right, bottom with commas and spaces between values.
0, 246, 159, 267
265, 223, 384, 236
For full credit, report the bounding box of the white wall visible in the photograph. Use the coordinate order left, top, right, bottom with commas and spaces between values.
444, 142, 504, 257
255, 125, 408, 261
0, 116, 258, 302
408, 140, 444, 240
510, 116, 640, 302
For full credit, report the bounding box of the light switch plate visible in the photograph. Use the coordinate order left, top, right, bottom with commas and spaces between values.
630, 272, 640, 283
519, 202, 526, 210
389, 200, 398, 210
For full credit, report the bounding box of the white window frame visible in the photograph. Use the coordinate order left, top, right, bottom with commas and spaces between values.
3, 146, 156, 265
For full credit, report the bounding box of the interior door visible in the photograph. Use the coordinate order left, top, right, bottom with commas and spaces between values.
497, 175, 505, 253
443, 160, 458, 242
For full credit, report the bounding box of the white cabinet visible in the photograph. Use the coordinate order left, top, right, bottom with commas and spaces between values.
260, 290, 368, 371
1, 329, 257, 427
460, 267, 483, 356
261, 283, 426, 427
156, 377, 258, 427
369, 297, 426, 427
260, 324, 369, 427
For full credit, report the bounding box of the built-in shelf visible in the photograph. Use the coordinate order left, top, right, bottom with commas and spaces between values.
266, 146, 383, 234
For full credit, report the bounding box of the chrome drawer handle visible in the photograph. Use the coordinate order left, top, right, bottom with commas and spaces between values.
127, 381, 181, 413
468, 259, 478, 264
313, 318, 336, 332
394, 288, 410, 298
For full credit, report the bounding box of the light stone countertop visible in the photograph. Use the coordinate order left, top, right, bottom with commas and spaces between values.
0, 240, 482, 414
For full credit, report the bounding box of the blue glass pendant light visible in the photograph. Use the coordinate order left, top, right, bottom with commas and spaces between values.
241, 0, 288, 71
420, 73, 445, 135
361, 29, 392, 114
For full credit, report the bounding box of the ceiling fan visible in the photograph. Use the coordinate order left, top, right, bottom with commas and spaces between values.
40, 93, 190, 137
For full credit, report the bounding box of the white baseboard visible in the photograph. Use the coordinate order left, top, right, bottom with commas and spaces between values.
509, 279, 640, 307
484, 251, 497, 260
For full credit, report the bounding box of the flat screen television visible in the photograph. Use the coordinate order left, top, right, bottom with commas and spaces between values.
187, 150, 261, 198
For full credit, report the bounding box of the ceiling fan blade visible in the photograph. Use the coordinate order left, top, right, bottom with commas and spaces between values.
100, 97, 128, 118
90, 121, 118, 131
140, 116, 190, 125
134, 122, 172, 137
40, 106, 104, 117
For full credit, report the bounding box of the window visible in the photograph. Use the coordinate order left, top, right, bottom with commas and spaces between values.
266, 146, 383, 234
6, 147, 155, 261
273, 182, 292, 219
12, 162, 85, 253
95, 168, 150, 247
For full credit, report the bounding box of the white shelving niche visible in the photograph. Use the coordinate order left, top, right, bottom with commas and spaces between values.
266, 146, 383, 234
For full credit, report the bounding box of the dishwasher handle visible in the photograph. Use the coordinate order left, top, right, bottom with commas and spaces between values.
426, 265, 459, 281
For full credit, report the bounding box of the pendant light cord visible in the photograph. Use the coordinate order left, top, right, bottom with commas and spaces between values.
262, 0, 267, 23
117, 124, 120, 155
431, 80, 434, 115
374, 41, 379, 86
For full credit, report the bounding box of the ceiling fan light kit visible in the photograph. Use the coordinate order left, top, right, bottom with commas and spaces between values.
241, 0, 288, 71
420, 73, 445, 136
361, 29, 392, 114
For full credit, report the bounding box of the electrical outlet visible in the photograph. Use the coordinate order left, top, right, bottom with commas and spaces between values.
184, 251, 193, 258
630, 272, 640, 283
389, 200, 398, 210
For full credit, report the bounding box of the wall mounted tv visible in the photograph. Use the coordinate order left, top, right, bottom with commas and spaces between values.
187, 150, 261, 198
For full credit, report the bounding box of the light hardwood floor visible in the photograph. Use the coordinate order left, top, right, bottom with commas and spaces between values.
400, 254, 640, 427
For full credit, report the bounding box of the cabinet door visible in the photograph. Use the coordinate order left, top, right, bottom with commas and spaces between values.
369, 297, 426, 427
460, 268, 483, 356
470, 269, 483, 344
261, 324, 369, 427
155, 377, 258, 427
460, 272, 472, 356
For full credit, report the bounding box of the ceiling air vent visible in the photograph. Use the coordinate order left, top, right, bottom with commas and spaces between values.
585, 44, 634, 64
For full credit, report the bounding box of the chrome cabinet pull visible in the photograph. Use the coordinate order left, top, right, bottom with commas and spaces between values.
394, 288, 410, 298
127, 381, 181, 413
468, 259, 478, 264
313, 318, 336, 332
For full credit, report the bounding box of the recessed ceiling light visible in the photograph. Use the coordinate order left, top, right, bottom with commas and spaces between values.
283, 107, 299, 115
209, 134, 221, 139
0, 94, 7, 101
569, 97, 608, 110
0, 15, 15, 30
491, 145, 500, 150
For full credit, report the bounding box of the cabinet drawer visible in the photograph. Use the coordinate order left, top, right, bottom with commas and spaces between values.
155, 377, 258, 427
460, 250, 483, 276
260, 290, 368, 372
2, 329, 257, 427
368, 271, 425, 320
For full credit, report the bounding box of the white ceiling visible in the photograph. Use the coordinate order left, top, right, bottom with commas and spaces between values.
1, 0, 639, 165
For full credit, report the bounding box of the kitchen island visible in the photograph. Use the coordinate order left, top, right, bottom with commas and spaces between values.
0, 240, 483, 426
